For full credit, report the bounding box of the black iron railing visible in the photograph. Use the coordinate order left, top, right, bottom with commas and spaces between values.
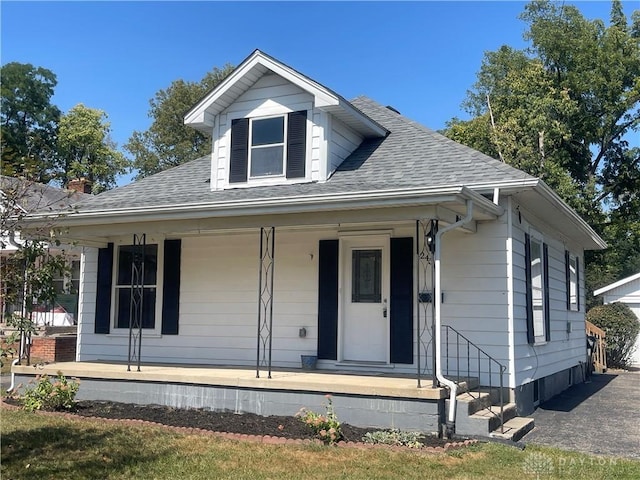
442, 325, 507, 434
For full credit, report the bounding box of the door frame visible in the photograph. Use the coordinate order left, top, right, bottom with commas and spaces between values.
337, 232, 391, 363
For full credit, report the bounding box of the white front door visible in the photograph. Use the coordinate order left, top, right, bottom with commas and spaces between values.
342, 236, 389, 363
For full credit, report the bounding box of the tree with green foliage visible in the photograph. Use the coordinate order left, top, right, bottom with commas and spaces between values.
0, 62, 60, 182
586, 303, 639, 368
2, 240, 70, 366
57, 104, 129, 193
444, 0, 640, 297
125, 64, 235, 178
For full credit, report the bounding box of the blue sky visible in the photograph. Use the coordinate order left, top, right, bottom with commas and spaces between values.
1, 1, 636, 185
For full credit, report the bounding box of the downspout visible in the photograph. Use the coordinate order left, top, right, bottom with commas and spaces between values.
435, 199, 473, 437
6, 231, 24, 393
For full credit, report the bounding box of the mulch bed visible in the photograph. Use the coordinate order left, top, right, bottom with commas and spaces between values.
3, 398, 476, 451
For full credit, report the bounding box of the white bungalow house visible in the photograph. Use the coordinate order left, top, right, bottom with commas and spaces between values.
594, 273, 640, 367
15, 50, 606, 439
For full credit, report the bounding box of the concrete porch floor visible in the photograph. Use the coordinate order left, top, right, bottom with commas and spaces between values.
12, 361, 448, 400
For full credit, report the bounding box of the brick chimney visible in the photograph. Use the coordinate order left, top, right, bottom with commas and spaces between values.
67, 178, 92, 194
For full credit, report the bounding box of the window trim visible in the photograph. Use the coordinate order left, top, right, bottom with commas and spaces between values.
526, 230, 549, 344
248, 114, 287, 179
225, 106, 311, 188
565, 251, 580, 312
110, 239, 164, 335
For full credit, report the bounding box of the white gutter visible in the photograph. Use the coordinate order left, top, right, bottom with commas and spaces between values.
435, 198, 474, 435
533, 181, 607, 249
21, 185, 502, 228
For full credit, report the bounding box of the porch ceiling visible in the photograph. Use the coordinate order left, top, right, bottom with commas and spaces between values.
13, 362, 448, 400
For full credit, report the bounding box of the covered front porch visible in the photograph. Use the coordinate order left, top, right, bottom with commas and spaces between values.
12, 361, 449, 400
12, 361, 461, 433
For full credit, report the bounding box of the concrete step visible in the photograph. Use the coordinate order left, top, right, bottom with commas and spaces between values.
467, 402, 517, 433
452, 377, 479, 394
450, 386, 506, 415
490, 416, 535, 442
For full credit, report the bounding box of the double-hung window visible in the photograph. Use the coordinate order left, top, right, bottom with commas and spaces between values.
525, 231, 550, 344
114, 244, 158, 329
229, 110, 307, 184
565, 251, 580, 311
94, 239, 181, 335
250, 116, 286, 177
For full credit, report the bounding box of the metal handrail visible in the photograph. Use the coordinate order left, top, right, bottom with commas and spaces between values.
442, 325, 507, 434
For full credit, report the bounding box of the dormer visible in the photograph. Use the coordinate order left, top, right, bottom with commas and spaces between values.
184, 50, 387, 191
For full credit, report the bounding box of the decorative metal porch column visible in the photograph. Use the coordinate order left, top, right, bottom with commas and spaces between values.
18, 252, 32, 366
256, 227, 275, 379
416, 219, 438, 388
127, 233, 146, 372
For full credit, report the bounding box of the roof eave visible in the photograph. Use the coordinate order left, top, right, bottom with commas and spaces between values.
22, 185, 503, 228
183, 50, 387, 138
593, 272, 640, 296
466, 177, 606, 250
534, 181, 606, 250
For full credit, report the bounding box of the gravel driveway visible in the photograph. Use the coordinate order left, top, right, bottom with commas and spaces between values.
522, 371, 640, 459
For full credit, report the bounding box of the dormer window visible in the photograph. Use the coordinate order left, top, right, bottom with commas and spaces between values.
229, 110, 307, 184
250, 116, 286, 177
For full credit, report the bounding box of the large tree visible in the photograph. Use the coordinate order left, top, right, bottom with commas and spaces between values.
57, 104, 129, 193
444, 0, 640, 298
0, 63, 60, 182
125, 65, 235, 178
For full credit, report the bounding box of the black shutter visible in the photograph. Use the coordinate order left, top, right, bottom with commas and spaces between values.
161, 239, 181, 335
286, 110, 307, 179
543, 243, 551, 342
524, 234, 534, 344
95, 243, 114, 334
317, 239, 339, 360
565, 250, 571, 310
390, 237, 413, 364
229, 118, 249, 183
576, 256, 581, 311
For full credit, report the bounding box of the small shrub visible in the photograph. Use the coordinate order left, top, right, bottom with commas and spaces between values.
362, 429, 424, 448
587, 303, 640, 368
21, 371, 80, 412
296, 394, 342, 444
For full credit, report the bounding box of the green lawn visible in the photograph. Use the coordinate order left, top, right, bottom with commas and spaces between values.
1, 408, 638, 480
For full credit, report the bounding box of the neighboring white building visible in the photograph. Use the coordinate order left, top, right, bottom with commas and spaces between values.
20, 51, 606, 432
594, 273, 640, 367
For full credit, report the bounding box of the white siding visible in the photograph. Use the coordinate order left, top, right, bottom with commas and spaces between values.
77, 230, 329, 368
211, 73, 316, 190
76, 247, 98, 360
439, 215, 512, 387
328, 116, 363, 176
75, 214, 551, 387
511, 202, 587, 385
209, 72, 363, 188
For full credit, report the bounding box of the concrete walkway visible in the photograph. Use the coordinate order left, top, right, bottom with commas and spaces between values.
522, 371, 640, 459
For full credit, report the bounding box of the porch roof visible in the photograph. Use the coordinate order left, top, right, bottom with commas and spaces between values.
13, 361, 449, 400
21, 97, 604, 250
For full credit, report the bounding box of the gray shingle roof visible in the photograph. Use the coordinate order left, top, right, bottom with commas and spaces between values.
1, 176, 89, 213
69, 97, 535, 213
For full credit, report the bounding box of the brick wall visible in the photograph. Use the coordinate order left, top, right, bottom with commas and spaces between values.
29, 335, 77, 362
